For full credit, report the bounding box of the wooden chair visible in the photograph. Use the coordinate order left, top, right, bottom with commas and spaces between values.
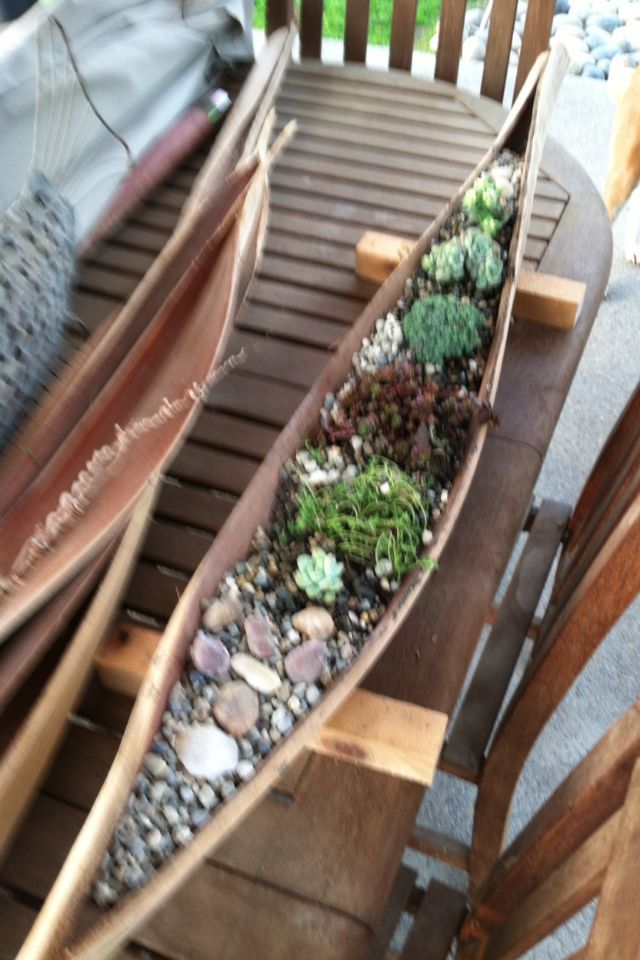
393, 383, 640, 957
266, 0, 556, 105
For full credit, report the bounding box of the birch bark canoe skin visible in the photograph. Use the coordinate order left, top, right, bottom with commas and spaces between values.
0, 480, 158, 862
0, 28, 295, 648
15, 46, 569, 960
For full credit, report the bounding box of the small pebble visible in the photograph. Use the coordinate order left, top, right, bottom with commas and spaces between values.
213, 681, 259, 737
144, 753, 169, 780
202, 596, 243, 632
231, 653, 281, 694
245, 615, 277, 658
237, 759, 256, 781
292, 606, 335, 642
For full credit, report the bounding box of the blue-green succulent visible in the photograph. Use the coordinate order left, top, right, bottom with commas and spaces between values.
294, 548, 344, 603
422, 236, 465, 285
462, 228, 504, 291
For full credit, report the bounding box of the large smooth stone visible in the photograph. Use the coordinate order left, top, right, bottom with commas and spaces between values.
568, 49, 596, 71
284, 640, 328, 684
587, 25, 617, 47
591, 40, 622, 60
213, 681, 259, 736
553, 11, 584, 28
586, 13, 620, 32
583, 63, 606, 77
231, 653, 281, 693
190, 632, 231, 679
175, 724, 238, 781
245, 615, 276, 658
619, 2, 640, 21
465, 6, 483, 27
292, 606, 335, 642
462, 35, 486, 61
202, 596, 243, 632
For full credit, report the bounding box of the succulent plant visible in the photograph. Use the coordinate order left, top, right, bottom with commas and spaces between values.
294, 548, 344, 603
422, 236, 465, 285
309, 361, 477, 482
462, 228, 504, 291
462, 174, 508, 237
403, 295, 485, 366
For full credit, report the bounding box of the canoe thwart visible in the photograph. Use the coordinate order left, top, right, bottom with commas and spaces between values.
96, 627, 447, 785
355, 230, 585, 330
512, 269, 586, 330
355, 231, 414, 285
311, 689, 447, 786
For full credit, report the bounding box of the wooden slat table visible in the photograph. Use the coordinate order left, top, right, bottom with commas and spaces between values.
0, 61, 611, 959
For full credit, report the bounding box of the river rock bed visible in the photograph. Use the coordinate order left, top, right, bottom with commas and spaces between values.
453, 0, 640, 80
94, 151, 523, 907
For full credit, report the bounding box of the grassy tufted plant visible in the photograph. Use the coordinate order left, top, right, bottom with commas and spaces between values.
292, 459, 431, 580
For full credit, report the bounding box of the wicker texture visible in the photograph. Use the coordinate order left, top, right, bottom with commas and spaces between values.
0, 170, 75, 450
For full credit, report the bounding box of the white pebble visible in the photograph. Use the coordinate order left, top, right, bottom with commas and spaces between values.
422, 528, 434, 546
173, 824, 192, 846
237, 759, 256, 781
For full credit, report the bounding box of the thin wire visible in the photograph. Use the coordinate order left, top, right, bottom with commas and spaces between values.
49, 15, 134, 168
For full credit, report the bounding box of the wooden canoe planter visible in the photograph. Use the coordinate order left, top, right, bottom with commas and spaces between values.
17, 47, 569, 960
0, 29, 295, 666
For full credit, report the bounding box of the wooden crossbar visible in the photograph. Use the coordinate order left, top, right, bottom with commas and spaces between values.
95, 625, 447, 787
355, 230, 586, 330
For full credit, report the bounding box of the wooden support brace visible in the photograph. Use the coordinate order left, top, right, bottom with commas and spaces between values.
355, 231, 586, 330
96, 625, 447, 787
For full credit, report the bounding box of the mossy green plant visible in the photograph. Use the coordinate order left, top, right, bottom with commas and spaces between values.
292, 459, 430, 580
462, 174, 508, 237
294, 548, 344, 603
403, 295, 485, 365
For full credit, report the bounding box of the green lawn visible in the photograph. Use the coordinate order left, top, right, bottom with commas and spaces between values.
253, 0, 443, 51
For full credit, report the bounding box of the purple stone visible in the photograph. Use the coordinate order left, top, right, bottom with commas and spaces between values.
190, 631, 230, 679
284, 640, 327, 683
245, 615, 276, 658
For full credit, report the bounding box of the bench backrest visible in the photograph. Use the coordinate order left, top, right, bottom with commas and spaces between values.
469, 383, 640, 889
459, 714, 640, 959
265, 0, 556, 104
403, 384, 640, 958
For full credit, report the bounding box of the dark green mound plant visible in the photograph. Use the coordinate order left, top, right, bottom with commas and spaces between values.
403, 295, 485, 366
291, 458, 432, 579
